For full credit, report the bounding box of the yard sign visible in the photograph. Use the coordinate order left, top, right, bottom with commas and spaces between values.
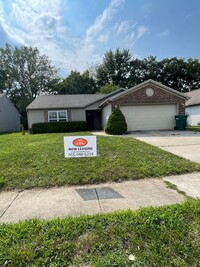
64, 136, 97, 158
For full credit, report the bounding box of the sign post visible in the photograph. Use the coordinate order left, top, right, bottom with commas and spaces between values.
64, 136, 97, 158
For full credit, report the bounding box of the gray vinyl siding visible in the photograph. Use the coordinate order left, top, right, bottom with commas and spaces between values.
71, 109, 86, 121
0, 95, 20, 133
27, 110, 45, 129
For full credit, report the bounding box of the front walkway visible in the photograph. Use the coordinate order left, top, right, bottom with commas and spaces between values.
1, 172, 200, 224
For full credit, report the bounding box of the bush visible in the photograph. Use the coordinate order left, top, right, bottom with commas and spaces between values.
105, 108, 127, 135
32, 121, 87, 134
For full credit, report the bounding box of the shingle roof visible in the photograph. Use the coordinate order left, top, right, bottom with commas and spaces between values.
26, 94, 108, 110
185, 89, 200, 107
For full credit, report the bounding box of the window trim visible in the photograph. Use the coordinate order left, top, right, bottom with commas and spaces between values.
48, 110, 68, 122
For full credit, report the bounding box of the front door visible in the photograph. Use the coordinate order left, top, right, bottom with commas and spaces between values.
86, 111, 94, 130
86, 110, 102, 130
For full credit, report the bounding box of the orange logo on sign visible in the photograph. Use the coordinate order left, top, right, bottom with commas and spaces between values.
73, 138, 88, 147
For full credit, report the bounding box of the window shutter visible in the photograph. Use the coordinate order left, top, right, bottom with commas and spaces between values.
67, 110, 71, 121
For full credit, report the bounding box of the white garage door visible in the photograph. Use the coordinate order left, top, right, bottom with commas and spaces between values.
120, 104, 177, 131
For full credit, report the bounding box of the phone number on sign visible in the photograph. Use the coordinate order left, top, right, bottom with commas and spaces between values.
68, 151, 94, 157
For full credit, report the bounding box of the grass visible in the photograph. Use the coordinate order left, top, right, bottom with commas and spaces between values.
186, 126, 200, 131
0, 199, 199, 266
1, 132, 200, 190
164, 181, 189, 198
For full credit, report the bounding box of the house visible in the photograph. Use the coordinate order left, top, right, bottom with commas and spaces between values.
0, 94, 21, 133
26, 80, 188, 131
185, 89, 200, 126
26, 89, 125, 130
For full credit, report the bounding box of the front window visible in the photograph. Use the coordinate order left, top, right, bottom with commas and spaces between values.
58, 111, 67, 121
48, 111, 67, 122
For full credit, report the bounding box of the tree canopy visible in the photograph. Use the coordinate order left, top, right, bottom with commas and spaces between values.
0, 44, 59, 128
98, 83, 119, 94
56, 70, 96, 94
96, 49, 132, 88
95, 50, 200, 92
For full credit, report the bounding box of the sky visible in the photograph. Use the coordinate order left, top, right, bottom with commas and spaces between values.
0, 0, 200, 76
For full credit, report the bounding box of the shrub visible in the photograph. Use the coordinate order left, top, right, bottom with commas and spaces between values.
105, 108, 127, 135
32, 121, 87, 134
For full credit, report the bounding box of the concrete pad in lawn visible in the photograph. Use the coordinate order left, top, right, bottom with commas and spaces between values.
163, 173, 200, 198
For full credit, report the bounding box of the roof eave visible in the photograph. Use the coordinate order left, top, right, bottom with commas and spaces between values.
186, 103, 200, 107
84, 88, 125, 108
27, 106, 86, 110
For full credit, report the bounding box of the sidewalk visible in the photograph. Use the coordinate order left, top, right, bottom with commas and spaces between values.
1, 175, 196, 224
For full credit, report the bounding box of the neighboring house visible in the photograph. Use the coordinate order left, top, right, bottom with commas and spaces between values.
0, 94, 21, 133
27, 80, 187, 131
185, 89, 200, 126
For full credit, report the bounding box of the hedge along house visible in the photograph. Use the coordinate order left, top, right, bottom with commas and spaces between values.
0, 93, 21, 133
27, 80, 188, 132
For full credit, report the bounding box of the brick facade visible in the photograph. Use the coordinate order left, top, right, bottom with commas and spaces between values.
111, 84, 185, 114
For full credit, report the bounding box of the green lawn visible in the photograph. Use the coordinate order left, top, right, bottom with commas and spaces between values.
0, 199, 199, 266
1, 132, 200, 190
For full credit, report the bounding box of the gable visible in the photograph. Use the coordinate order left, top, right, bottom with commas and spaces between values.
99, 80, 187, 109
0, 94, 20, 116
112, 82, 186, 106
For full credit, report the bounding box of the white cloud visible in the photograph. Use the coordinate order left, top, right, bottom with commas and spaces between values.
85, 0, 124, 44
124, 25, 148, 46
159, 29, 169, 37
0, 0, 76, 74
0, 0, 146, 75
72, 0, 125, 71
136, 25, 149, 40
116, 21, 130, 34
98, 34, 109, 44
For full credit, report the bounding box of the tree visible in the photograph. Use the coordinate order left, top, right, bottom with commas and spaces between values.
96, 49, 132, 88
105, 108, 127, 135
129, 56, 200, 92
159, 58, 200, 92
98, 83, 119, 94
57, 70, 97, 94
0, 44, 59, 128
96, 48, 200, 92
0, 69, 7, 91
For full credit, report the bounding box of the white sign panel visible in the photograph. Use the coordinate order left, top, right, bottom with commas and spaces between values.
64, 136, 97, 158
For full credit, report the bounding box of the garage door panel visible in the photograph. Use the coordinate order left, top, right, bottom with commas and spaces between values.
120, 105, 177, 131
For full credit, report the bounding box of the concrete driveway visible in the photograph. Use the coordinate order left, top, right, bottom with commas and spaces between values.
127, 130, 200, 163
